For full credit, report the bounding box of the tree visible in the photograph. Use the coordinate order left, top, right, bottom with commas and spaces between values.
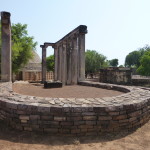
125, 45, 150, 68
125, 51, 142, 68
0, 23, 37, 73
46, 55, 54, 71
137, 51, 150, 76
85, 50, 108, 76
109, 59, 118, 67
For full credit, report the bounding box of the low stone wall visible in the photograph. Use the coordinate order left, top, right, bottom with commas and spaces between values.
132, 78, 150, 86
0, 81, 150, 136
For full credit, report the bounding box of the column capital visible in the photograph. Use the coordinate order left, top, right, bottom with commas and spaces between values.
79, 25, 88, 34
1, 11, 11, 17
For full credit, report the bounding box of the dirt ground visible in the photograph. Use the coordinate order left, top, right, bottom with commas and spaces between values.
12, 83, 124, 98
0, 120, 149, 150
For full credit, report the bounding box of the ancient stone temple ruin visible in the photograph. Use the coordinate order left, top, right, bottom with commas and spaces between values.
1, 12, 11, 82
40, 25, 87, 85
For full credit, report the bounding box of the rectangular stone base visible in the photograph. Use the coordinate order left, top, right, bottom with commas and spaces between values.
44, 81, 62, 88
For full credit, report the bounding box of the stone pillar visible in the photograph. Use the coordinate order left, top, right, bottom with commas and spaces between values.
54, 45, 58, 81
58, 45, 62, 81
78, 34, 85, 81
66, 39, 72, 85
1, 11, 12, 82
62, 42, 67, 85
41, 45, 47, 83
71, 36, 78, 84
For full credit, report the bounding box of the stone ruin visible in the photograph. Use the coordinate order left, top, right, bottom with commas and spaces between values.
99, 67, 132, 85
40, 25, 87, 85
0, 11, 150, 135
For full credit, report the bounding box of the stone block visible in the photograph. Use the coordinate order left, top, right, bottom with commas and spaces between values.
74, 120, 85, 125
44, 128, 58, 133
41, 115, 53, 120
128, 110, 142, 118
78, 125, 93, 129
67, 116, 82, 121
54, 116, 66, 121
109, 111, 120, 116
24, 127, 32, 131
60, 121, 73, 126
71, 129, 80, 134
44, 81, 62, 88
113, 115, 127, 120
30, 115, 40, 120
83, 116, 97, 120
98, 116, 112, 120
85, 121, 96, 125
21, 120, 28, 123
19, 115, 29, 120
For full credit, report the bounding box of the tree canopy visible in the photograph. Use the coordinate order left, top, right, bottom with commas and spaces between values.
0, 22, 37, 73
125, 45, 150, 76
125, 45, 150, 68
85, 50, 108, 75
46, 55, 54, 71
137, 51, 150, 76
109, 58, 118, 67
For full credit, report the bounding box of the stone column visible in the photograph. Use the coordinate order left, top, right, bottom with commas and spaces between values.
62, 42, 67, 85
40, 45, 47, 83
54, 45, 58, 81
78, 34, 85, 81
66, 39, 72, 85
58, 45, 62, 81
1, 11, 12, 82
71, 35, 78, 84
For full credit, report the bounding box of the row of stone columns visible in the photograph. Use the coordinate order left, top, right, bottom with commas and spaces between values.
54, 33, 86, 85
1, 11, 12, 82
41, 25, 87, 85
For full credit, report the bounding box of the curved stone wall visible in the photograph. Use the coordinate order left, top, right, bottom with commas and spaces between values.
0, 81, 150, 136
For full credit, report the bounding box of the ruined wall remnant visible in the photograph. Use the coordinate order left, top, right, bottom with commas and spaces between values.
40, 25, 88, 85
99, 67, 132, 85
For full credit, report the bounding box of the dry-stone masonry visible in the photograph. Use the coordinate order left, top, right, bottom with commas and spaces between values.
0, 81, 150, 136
40, 25, 87, 85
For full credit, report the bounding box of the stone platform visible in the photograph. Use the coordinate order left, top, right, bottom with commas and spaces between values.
0, 81, 150, 136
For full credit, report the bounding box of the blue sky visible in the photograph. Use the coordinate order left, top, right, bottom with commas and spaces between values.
1, 0, 150, 65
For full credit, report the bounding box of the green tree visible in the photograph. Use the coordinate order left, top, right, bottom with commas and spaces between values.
137, 51, 150, 76
11, 23, 37, 73
85, 50, 108, 75
125, 45, 150, 68
46, 55, 54, 71
0, 23, 37, 73
109, 58, 118, 67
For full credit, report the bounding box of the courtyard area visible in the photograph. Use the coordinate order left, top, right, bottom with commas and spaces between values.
13, 83, 124, 98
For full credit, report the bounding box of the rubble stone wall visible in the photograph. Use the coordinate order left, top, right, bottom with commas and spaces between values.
0, 81, 150, 136
99, 67, 132, 85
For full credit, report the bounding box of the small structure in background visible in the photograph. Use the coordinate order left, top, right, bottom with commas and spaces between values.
15, 51, 54, 82
99, 67, 132, 85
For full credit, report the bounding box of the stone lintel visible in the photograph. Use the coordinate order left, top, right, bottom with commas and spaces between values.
44, 42, 54, 48
55, 25, 87, 45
